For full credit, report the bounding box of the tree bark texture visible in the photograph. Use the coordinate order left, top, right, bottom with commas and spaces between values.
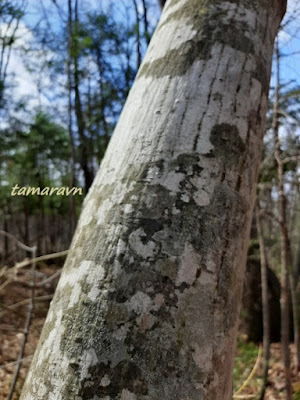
21, 0, 286, 399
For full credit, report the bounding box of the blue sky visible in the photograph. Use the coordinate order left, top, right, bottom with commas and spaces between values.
6, 0, 300, 116
277, 0, 300, 86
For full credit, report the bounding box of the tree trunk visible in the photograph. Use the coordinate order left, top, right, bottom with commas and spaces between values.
3, 216, 8, 261
273, 40, 294, 398
20, 1, 286, 399
67, 0, 77, 239
95, 47, 110, 149
132, 0, 142, 70
256, 203, 270, 400
141, 0, 150, 44
72, 0, 94, 193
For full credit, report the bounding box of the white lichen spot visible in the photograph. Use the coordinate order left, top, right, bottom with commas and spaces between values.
192, 343, 213, 372
128, 228, 157, 259
113, 324, 131, 341
59, 260, 93, 289
80, 348, 99, 381
87, 284, 101, 302
100, 374, 111, 387
37, 383, 47, 397
123, 203, 133, 214
37, 309, 63, 368
116, 239, 127, 256
172, 206, 181, 215
161, 171, 185, 193
193, 189, 210, 206
181, 193, 190, 203
127, 291, 152, 314
112, 259, 122, 277
58, 260, 105, 308
176, 243, 201, 286
97, 198, 112, 226
78, 198, 95, 228
69, 282, 82, 308
121, 389, 137, 400
129, 256, 135, 264
45, 309, 54, 324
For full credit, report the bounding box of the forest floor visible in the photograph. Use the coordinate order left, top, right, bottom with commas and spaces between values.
233, 339, 300, 399
1, 263, 300, 400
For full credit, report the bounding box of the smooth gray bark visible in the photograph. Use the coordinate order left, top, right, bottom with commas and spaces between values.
20, 0, 286, 399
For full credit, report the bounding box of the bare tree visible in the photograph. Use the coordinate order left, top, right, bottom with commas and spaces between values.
273, 38, 297, 399
256, 202, 270, 400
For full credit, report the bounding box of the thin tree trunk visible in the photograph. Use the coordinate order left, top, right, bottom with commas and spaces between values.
141, 0, 150, 44
132, 0, 142, 69
273, 39, 293, 399
67, 0, 77, 238
73, 0, 93, 193
290, 272, 300, 372
23, 199, 30, 257
3, 217, 8, 261
37, 174, 45, 256
20, 1, 286, 399
294, 245, 300, 286
95, 47, 110, 149
287, 173, 300, 372
256, 203, 270, 400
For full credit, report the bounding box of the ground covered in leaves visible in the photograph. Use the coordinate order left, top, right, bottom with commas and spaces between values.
1, 263, 300, 399
0, 262, 60, 400
233, 339, 300, 399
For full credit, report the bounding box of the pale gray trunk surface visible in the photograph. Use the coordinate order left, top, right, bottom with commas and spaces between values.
20, 0, 286, 399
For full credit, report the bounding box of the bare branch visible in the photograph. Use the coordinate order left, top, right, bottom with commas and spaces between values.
0, 294, 54, 318
233, 346, 263, 398
0, 355, 33, 371
4, 249, 68, 278
0, 230, 36, 252
7, 247, 36, 400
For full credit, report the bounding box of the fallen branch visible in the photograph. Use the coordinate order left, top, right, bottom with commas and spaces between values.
0, 295, 54, 318
233, 345, 262, 398
30, 268, 62, 288
0, 250, 68, 293
0, 355, 33, 370
0, 230, 36, 253
9, 249, 68, 273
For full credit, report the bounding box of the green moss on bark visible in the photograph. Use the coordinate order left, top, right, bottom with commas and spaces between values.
138, 0, 257, 80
